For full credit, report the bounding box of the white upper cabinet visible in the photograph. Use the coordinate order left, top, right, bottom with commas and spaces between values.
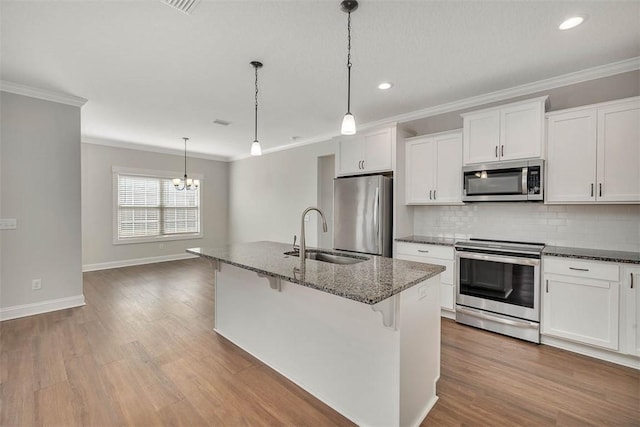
546, 109, 598, 202
462, 96, 547, 165
546, 97, 640, 204
596, 99, 640, 202
405, 130, 462, 205
337, 127, 394, 176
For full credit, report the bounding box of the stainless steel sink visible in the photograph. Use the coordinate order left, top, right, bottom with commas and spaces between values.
283, 250, 368, 265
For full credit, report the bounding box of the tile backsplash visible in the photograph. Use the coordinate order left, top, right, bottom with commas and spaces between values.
413, 204, 640, 252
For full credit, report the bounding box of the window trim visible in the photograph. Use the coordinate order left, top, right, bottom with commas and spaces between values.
112, 166, 204, 245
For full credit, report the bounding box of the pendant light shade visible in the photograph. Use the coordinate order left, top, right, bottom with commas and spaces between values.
250, 141, 262, 156
341, 112, 356, 135
340, 0, 358, 135
250, 61, 263, 156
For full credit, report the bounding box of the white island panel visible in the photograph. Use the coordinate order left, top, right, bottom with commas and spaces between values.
214, 263, 440, 427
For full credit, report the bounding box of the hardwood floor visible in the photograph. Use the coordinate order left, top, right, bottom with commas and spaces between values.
1, 258, 638, 426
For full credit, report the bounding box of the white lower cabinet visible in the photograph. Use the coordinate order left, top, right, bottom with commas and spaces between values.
542, 257, 620, 351
622, 266, 640, 357
396, 242, 455, 315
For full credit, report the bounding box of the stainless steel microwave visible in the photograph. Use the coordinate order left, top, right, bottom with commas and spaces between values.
462, 159, 544, 202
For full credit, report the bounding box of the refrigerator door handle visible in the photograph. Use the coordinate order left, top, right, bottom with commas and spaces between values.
374, 187, 379, 237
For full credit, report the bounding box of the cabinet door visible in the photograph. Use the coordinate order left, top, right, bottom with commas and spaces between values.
463, 110, 500, 164
623, 267, 640, 357
405, 138, 436, 204
546, 109, 597, 202
542, 274, 619, 350
337, 135, 363, 176
395, 245, 455, 312
363, 128, 393, 172
500, 100, 544, 161
596, 99, 640, 202
434, 133, 463, 203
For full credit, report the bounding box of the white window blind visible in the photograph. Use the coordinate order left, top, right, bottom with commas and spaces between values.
116, 173, 200, 242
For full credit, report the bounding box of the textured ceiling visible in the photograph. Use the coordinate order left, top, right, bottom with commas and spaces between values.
1, 0, 639, 160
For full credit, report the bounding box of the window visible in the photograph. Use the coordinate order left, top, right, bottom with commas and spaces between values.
113, 168, 202, 244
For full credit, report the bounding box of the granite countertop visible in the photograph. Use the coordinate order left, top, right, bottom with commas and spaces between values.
187, 241, 445, 305
395, 235, 458, 246
543, 246, 640, 265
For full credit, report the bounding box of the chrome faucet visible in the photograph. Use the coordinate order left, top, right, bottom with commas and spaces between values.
299, 207, 328, 266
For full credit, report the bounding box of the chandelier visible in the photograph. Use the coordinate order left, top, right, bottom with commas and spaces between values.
173, 137, 199, 191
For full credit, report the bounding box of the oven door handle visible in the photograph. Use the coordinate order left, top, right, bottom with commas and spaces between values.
456, 251, 540, 266
456, 306, 539, 329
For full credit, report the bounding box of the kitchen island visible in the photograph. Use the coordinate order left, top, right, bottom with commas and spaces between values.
187, 241, 445, 427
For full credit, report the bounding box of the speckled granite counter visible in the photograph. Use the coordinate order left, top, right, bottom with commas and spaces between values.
395, 235, 457, 246
187, 241, 445, 305
543, 245, 640, 264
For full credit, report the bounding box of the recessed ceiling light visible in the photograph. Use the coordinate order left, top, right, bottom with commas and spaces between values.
559, 15, 586, 30
378, 82, 393, 90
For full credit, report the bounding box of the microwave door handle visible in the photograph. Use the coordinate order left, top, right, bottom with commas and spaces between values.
522, 167, 528, 195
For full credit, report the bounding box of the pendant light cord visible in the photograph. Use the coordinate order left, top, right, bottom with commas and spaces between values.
254, 66, 259, 143
346, 10, 352, 114
183, 137, 188, 179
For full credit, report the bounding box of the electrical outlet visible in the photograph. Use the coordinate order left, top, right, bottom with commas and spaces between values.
418, 285, 428, 300
32, 279, 42, 290
0, 218, 17, 230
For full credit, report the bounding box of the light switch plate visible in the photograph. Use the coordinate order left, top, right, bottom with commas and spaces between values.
0, 218, 17, 230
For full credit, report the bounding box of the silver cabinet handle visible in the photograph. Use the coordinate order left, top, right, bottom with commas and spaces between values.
631, 272, 634, 289
495, 146, 498, 158
546, 279, 549, 293
433, 189, 436, 200
599, 183, 602, 197
374, 187, 379, 237
429, 190, 432, 200
569, 267, 589, 272
501, 145, 504, 157
591, 183, 594, 197
417, 249, 429, 253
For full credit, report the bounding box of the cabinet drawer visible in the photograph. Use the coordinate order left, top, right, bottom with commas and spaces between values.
543, 257, 619, 282
396, 242, 454, 260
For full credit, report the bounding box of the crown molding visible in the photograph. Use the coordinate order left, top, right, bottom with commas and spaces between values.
82, 136, 231, 162
385, 56, 640, 125
0, 80, 87, 107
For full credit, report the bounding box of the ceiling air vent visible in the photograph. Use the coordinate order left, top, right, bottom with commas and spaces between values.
161, 0, 201, 15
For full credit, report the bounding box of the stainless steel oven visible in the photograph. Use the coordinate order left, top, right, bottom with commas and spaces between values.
455, 239, 544, 343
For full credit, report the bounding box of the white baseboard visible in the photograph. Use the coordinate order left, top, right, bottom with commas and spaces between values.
441, 308, 456, 320
541, 335, 639, 370
0, 294, 86, 322
82, 253, 198, 272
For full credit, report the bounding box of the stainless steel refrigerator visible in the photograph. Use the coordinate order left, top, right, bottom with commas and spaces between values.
333, 175, 393, 257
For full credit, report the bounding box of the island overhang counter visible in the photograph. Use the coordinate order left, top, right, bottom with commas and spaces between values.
187, 241, 445, 427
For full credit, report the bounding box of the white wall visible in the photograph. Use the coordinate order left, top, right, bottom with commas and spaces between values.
229, 140, 336, 247
413, 204, 640, 252
81, 143, 229, 269
1, 92, 84, 319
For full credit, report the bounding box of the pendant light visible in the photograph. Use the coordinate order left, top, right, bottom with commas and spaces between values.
173, 137, 199, 191
340, 0, 358, 135
250, 61, 263, 156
